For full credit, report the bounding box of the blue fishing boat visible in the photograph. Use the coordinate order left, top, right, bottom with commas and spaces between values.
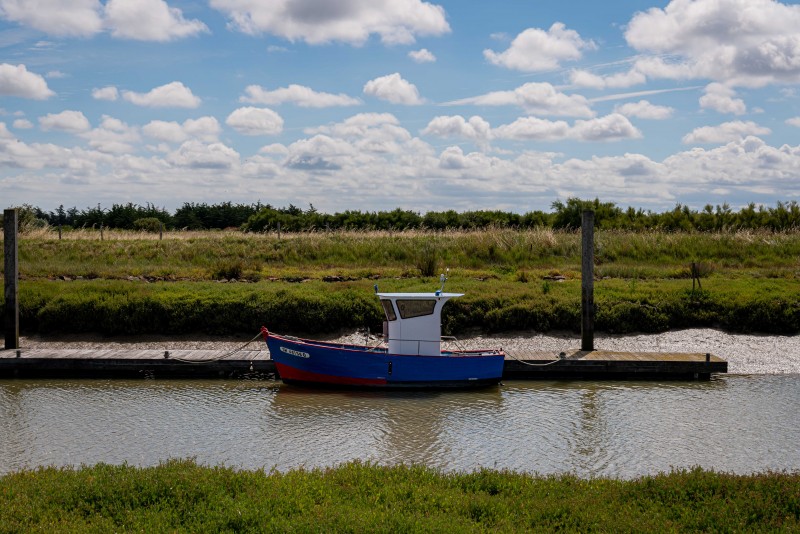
262, 277, 505, 389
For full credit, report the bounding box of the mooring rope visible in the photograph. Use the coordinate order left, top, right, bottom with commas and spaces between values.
168, 331, 264, 364
506, 350, 568, 367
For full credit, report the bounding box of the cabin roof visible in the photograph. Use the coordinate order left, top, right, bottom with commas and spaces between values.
376, 292, 463, 299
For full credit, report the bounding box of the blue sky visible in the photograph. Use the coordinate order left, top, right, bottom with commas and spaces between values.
1, 0, 799, 214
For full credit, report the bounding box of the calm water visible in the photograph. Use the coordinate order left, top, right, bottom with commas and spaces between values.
1, 375, 798, 478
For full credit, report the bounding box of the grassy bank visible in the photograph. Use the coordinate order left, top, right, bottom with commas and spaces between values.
2, 228, 799, 336
5, 227, 800, 281
9, 276, 800, 336
1, 460, 797, 532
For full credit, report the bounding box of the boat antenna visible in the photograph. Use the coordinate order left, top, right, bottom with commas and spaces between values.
436, 268, 449, 295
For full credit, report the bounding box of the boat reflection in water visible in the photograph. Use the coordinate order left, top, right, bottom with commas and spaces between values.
266, 384, 505, 469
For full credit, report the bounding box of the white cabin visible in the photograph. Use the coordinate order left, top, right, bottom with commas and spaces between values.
377, 292, 462, 356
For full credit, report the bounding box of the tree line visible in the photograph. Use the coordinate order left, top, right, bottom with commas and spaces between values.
5, 198, 800, 232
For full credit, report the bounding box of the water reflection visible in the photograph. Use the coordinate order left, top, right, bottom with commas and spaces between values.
0, 376, 797, 478
267, 386, 506, 470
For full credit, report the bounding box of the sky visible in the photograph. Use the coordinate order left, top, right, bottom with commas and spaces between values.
1, 0, 799, 215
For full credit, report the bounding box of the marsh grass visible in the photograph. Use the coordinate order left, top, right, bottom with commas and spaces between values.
0, 460, 797, 532
4, 227, 799, 281
7, 275, 799, 336
3, 228, 799, 335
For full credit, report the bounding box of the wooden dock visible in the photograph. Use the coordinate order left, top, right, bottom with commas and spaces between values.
0, 347, 727, 380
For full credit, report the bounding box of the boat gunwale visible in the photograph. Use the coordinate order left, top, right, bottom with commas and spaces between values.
266, 332, 504, 360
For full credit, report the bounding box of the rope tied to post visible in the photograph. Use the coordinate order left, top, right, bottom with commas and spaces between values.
168, 330, 265, 364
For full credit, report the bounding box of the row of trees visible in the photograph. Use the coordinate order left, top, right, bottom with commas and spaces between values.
20, 202, 265, 231
7, 199, 800, 232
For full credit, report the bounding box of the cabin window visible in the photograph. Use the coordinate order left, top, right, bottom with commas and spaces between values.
396, 299, 436, 319
380, 299, 397, 321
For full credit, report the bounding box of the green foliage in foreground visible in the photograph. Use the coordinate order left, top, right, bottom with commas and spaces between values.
1, 460, 797, 532
8, 276, 800, 336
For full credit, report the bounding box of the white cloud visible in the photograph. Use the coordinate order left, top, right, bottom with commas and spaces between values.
92, 86, 119, 101
422, 115, 491, 148
0, 0, 103, 37
409, 48, 436, 63
438, 146, 478, 170
259, 143, 289, 156
422, 115, 491, 140
614, 100, 674, 119
80, 115, 141, 153
143, 116, 221, 143
142, 120, 186, 143
0, 0, 207, 41
209, 0, 450, 45
484, 23, 595, 72
787, 117, 800, 127
183, 117, 221, 142
167, 140, 240, 169
571, 113, 642, 142
225, 107, 283, 135
39, 110, 91, 133
699, 83, 746, 115
423, 113, 640, 143
363, 73, 424, 105
12, 118, 32, 129
493, 117, 571, 141
493, 113, 641, 142
569, 68, 647, 89
46, 70, 66, 79
625, 0, 800, 87
305, 113, 412, 155
0, 122, 12, 139
682, 121, 771, 144
105, 0, 208, 41
122, 81, 201, 108
444, 82, 594, 118
285, 135, 355, 170
664, 136, 800, 192
0, 63, 55, 99
240, 84, 361, 107
2, 120, 800, 213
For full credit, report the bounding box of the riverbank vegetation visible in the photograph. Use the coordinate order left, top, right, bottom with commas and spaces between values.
6, 197, 800, 232
1, 460, 797, 532
2, 226, 800, 336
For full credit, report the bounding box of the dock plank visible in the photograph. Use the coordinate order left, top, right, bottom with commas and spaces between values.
0, 347, 726, 380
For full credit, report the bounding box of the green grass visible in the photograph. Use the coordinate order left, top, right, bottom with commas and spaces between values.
7, 275, 800, 336
5, 227, 800, 281
3, 228, 800, 335
0, 460, 797, 532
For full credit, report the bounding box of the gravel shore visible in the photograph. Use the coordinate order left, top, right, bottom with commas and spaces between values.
17, 328, 800, 375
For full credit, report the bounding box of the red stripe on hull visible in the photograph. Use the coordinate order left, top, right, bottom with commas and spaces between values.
275, 362, 387, 386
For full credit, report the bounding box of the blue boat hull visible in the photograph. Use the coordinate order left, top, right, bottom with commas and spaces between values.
264, 331, 504, 389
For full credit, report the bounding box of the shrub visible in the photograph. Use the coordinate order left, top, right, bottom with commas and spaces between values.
133, 217, 163, 233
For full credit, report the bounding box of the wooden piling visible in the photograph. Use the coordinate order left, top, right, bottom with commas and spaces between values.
581, 210, 595, 351
4, 209, 19, 350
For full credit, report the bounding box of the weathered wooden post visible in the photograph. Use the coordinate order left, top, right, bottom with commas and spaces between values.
277, 222, 281, 240
159, 222, 163, 241
4, 208, 19, 350
58, 224, 62, 240
100, 222, 104, 241
581, 209, 595, 351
